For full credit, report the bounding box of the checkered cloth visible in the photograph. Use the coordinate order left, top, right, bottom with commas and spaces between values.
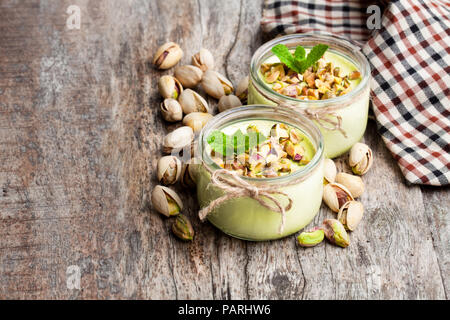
261, 0, 450, 186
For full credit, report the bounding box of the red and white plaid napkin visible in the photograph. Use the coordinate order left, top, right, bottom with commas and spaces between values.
261, 0, 450, 186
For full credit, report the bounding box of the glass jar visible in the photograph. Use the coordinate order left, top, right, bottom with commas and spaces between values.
195, 105, 324, 241
248, 33, 371, 158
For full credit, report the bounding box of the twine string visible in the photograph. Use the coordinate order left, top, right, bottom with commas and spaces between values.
198, 169, 292, 234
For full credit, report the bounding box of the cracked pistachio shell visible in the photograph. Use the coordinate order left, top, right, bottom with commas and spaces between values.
160, 98, 183, 122
323, 182, 354, 213
335, 172, 364, 198
323, 219, 350, 248
158, 75, 183, 99
157, 156, 182, 185
235, 76, 249, 104
181, 160, 196, 188
337, 201, 364, 231
192, 48, 214, 71
201, 70, 233, 99
163, 126, 194, 154
182, 112, 213, 133
218, 94, 241, 112
174, 65, 203, 88
349, 142, 373, 175
151, 185, 183, 217
153, 42, 183, 69
323, 159, 337, 184
172, 214, 194, 241
297, 228, 325, 247
178, 89, 209, 114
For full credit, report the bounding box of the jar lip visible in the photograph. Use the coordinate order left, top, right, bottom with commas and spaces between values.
198, 105, 324, 183
250, 32, 371, 107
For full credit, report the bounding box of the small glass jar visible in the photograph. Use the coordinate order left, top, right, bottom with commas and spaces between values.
195, 105, 324, 241
248, 33, 371, 158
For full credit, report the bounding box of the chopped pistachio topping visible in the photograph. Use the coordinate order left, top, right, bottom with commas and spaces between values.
261, 57, 361, 100
209, 123, 313, 178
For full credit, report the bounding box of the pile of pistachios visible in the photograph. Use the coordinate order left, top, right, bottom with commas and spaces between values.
297, 142, 373, 248
261, 58, 361, 100
150, 41, 249, 241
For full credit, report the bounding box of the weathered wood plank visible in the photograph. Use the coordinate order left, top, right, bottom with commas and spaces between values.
0, 0, 447, 300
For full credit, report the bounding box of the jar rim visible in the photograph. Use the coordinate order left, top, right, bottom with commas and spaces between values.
198, 105, 324, 183
250, 32, 371, 107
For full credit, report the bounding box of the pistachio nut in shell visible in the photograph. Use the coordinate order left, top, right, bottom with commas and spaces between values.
297, 228, 325, 247
182, 112, 213, 133
158, 75, 183, 99
151, 185, 183, 217
157, 156, 182, 185
174, 65, 203, 88
323, 158, 337, 184
349, 142, 373, 175
163, 126, 194, 154
323, 182, 354, 212
235, 76, 249, 104
335, 172, 364, 198
172, 214, 194, 241
218, 94, 241, 113
201, 70, 233, 99
337, 201, 364, 231
181, 161, 196, 188
153, 42, 183, 69
160, 98, 183, 122
178, 89, 209, 114
192, 48, 214, 71
323, 219, 350, 248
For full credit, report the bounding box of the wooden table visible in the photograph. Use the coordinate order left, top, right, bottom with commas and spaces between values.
0, 0, 448, 299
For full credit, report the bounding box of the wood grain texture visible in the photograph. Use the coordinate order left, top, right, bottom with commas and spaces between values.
0, 0, 448, 299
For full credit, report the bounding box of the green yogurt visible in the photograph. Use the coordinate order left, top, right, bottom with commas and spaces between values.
195, 106, 324, 241
248, 34, 371, 158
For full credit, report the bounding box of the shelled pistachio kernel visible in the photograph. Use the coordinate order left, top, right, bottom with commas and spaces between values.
172, 214, 194, 241
153, 42, 183, 69
323, 219, 350, 248
297, 228, 325, 247
335, 172, 364, 198
323, 182, 354, 212
337, 201, 364, 231
151, 185, 183, 217
158, 75, 183, 99
349, 142, 373, 175
157, 156, 182, 185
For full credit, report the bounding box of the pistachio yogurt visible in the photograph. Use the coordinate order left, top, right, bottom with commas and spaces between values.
195, 106, 324, 241
248, 34, 371, 158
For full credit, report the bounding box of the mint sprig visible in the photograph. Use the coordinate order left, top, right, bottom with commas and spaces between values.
207, 129, 266, 157
271, 43, 329, 74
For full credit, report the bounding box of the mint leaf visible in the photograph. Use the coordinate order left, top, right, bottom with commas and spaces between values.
270, 43, 329, 75
207, 129, 266, 157
294, 46, 306, 61
299, 44, 329, 73
271, 44, 298, 72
